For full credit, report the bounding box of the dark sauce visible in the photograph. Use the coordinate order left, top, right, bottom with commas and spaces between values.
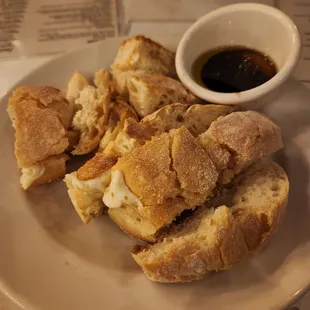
192, 46, 277, 93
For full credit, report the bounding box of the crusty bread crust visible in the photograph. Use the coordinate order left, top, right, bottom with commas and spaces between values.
132, 161, 289, 283
140, 103, 234, 137
77, 152, 118, 181
114, 133, 179, 206
205, 111, 283, 171
8, 86, 72, 168
171, 127, 218, 206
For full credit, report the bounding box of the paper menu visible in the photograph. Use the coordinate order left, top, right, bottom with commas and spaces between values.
0, 0, 118, 59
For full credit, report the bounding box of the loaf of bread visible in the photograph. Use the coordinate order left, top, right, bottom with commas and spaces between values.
7, 86, 74, 189
103, 111, 283, 242
111, 36, 176, 97
132, 161, 289, 283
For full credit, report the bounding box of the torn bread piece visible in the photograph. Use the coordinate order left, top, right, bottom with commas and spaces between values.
111, 36, 176, 97
102, 111, 283, 242
71, 69, 111, 155
8, 86, 74, 189
64, 152, 117, 223
99, 98, 138, 152
66, 71, 89, 104
132, 161, 289, 283
127, 75, 199, 117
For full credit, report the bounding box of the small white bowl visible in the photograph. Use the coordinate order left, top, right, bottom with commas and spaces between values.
176, 3, 301, 107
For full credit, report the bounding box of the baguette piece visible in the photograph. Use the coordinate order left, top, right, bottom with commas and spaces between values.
103, 111, 283, 242
127, 75, 199, 117
132, 161, 289, 283
7, 86, 74, 189
111, 36, 176, 97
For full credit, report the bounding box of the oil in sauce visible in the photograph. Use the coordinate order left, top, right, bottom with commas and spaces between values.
192, 46, 277, 93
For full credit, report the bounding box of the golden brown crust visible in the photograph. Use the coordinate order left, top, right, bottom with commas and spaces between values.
14, 86, 74, 128
140, 103, 234, 137
131, 161, 289, 283
8, 87, 70, 168
171, 127, 218, 205
77, 152, 118, 181
123, 118, 153, 141
32, 154, 69, 186
114, 133, 179, 206
206, 111, 283, 170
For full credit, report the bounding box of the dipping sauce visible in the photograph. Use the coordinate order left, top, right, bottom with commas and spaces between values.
192, 46, 277, 93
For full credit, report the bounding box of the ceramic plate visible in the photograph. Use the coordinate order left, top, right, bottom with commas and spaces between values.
1, 37, 310, 310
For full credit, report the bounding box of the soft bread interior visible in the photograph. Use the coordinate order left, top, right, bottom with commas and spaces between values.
131, 161, 289, 283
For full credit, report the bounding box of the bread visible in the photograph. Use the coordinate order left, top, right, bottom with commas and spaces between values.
140, 103, 234, 137
127, 75, 199, 117
111, 36, 176, 97
131, 161, 289, 283
198, 111, 283, 183
102, 111, 283, 242
21, 154, 69, 190
70, 69, 111, 155
7, 86, 74, 189
64, 152, 117, 223
66, 71, 89, 104
99, 98, 138, 153
101, 103, 233, 159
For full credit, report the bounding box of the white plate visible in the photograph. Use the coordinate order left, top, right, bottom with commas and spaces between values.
1, 37, 310, 310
